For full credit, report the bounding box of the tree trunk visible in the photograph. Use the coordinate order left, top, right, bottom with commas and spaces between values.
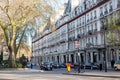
8, 46, 16, 68
8, 34, 17, 68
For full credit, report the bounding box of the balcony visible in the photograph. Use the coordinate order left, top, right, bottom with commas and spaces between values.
86, 43, 94, 48
68, 37, 75, 41
88, 30, 93, 35
77, 34, 81, 39
94, 29, 97, 32
60, 39, 66, 43
100, 25, 107, 30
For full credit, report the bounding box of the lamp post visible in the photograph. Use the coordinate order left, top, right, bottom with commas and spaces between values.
75, 40, 80, 73
102, 16, 107, 72
78, 52, 81, 73
104, 26, 107, 72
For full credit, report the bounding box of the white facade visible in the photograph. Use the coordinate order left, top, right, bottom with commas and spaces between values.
32, 0, 120, 69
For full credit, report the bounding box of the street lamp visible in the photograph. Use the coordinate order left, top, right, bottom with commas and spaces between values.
75, 39, 81, 73
78, 52, 81, 73
102, 16, 107, 72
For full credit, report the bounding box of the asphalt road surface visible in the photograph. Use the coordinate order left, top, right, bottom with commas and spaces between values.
0, 68, 120, 80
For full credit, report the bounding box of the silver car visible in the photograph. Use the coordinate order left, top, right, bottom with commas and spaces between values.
26, 62, 31, 68
114, 61, 120, 71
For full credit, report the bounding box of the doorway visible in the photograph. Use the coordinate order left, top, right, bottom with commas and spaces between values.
57, 56, 59, 63
63, 55, 66, 63
71, 54, 74, 64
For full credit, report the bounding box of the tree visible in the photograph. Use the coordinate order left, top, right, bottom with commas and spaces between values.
106, 10, 120, 46
0, 0, 57, 67
0, 27, 4, 64
0, 51, 3, 64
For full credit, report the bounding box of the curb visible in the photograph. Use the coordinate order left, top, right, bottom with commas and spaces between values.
62, 73, 120, 79
0, 68, 29, 71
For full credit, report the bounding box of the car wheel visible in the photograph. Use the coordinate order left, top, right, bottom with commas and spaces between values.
50, 68, 52, 70
114, 67, 118, 71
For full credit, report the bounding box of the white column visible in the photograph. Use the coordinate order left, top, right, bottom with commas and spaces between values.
86, 52, 88, 64
61, 54, 64, 63
74, 53, 76, 63
91, 52, 93, 63
59, 54, 61, 64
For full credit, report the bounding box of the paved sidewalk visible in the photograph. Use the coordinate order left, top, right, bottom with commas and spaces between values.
63, 69, 120, 79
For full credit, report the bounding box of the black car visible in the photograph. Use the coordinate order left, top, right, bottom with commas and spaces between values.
40, 62, 52, 70
74, 62, 85, 69
85, 63, 99, 69
52, 61, 60, 68
90, 63, 99, 69
60, 63, 66, 68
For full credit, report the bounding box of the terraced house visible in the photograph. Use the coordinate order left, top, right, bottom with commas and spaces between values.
32, 0, 120, 69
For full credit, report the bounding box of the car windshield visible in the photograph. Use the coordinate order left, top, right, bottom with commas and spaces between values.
115, 61, 120, 64
53, 62, 58, 64
27, 62, 31, 64
44, 62, 50, 65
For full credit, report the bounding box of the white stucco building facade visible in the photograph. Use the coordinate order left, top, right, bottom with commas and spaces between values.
32, 0, 120, 69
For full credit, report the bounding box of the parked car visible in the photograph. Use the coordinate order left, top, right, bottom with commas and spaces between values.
74, 62, 85, 69
40, 63, 44, 70
60, 63, 66, 68
66, 62, 74, 68
40, 62, 52, 70
85, 63, 99, 69
26, 62, 31, 68
114, 61, 120, 71
52, 61, 60, 68
90, 63, 99, 69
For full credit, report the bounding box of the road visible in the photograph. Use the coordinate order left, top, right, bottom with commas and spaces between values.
0, 68, 120, 80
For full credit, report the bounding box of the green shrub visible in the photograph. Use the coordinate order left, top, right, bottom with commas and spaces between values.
16, 61, 23, 68
16, 62, 23, 68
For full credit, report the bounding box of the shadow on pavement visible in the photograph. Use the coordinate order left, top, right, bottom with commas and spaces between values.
63, 73, 120, 79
